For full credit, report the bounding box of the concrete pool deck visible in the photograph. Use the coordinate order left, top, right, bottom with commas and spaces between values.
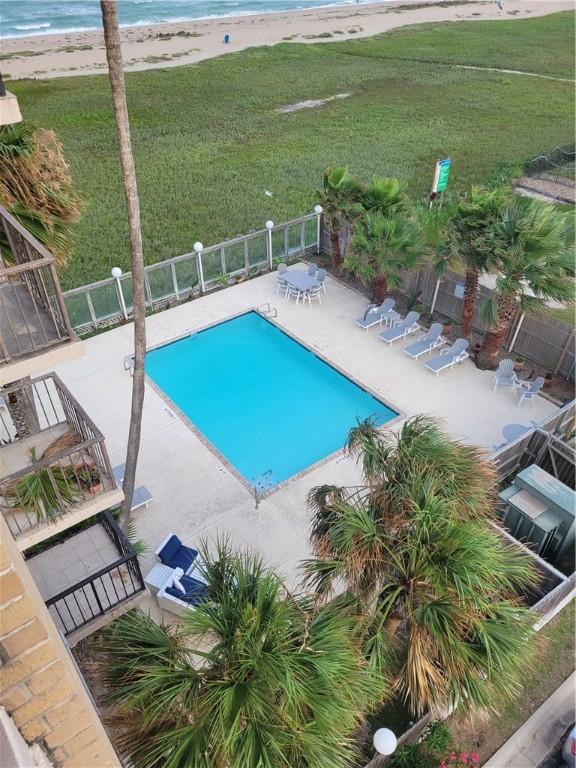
41, 266, 558, 620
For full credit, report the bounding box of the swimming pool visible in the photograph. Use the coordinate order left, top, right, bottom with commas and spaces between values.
146, 312, 398, 488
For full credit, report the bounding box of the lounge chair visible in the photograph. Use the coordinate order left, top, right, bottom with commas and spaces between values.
112, 463, 153, 511
493, 359, 517, 392
155, 533, 199, 573
515, 376, 545, 406
378, 311, 420, 345
355, 299, 396, 331
403, 323, 444, 359
424, 338, 469, 375
158, 575, 209, 617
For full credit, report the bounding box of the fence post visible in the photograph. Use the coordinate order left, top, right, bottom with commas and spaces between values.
194, 242, 205, 293
265, 220, 274, 271
508, 312, 525, 353
430, 275, 441, 315
314, 206, 323, 255
111, 267, 128, 320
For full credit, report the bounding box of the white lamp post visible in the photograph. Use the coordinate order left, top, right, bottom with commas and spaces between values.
265, 220, 274, 270
193, 241, 205, 293
314, 204, 323, 255
111, 266, 128, 320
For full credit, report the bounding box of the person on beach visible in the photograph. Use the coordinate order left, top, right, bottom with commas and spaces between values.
496, 0, 504, 10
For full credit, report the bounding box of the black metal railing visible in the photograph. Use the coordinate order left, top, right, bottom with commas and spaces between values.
0, 373, 117, 539
45, 511, 144, 637
0, 204, 75, 363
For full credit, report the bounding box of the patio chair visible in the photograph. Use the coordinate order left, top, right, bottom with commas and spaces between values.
493, 359, 517, 392
302, 285, 322, 308
158, 575, 209, 617
316, 268, 327, 293
403, 323, 444, 360
355, 299, 396, 330
515, 376, 545, 406
424, 338, 469, 375
287, 285, 303, 305
378, 311, 420, 345
155, 533, 199, 573
307, 263, 318, 276
112, 463, 153, 511
276, 264, 288, 296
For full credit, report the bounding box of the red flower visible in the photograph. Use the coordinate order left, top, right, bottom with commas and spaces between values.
470, 753, 480, 764
460, 753, 468, 764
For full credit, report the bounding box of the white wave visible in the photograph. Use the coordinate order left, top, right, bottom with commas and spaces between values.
13, 22, 51, 30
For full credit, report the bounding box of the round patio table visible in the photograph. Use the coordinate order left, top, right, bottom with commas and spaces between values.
283, 270, 319, 292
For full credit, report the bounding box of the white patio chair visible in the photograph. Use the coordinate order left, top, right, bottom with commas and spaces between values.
303, 286, 322, 308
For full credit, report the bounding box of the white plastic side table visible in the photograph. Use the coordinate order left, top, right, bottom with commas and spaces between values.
144, 563, 175, 595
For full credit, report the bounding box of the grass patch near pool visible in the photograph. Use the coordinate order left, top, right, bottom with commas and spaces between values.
10, 12, 575, 289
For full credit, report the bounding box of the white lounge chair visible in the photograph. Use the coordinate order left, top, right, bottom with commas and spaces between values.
354, 299, 396, 330
515, 376, 545, 406
378, 311, 420, 344
403, 323, 444, 359
493, 359, 517, 391
424, 338, 469, 375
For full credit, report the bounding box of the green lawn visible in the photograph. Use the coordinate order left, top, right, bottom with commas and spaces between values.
11, 11, 575, 289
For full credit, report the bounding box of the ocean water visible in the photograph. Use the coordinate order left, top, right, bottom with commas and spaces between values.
146, 311, 397, 487
1, 0, 384, 39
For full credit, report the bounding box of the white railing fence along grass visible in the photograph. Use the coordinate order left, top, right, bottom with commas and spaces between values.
63, 212, 320, 334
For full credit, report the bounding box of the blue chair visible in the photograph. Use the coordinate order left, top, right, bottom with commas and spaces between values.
155, 533, 198, 573
307, 263, 318, 277
403, 323, 444, 360
493, 359, 517, 392
516, 377, 545, 406
164, 575, 208, 606
316, 268, 327, 293
378, 311, 420, 344
424, 338, 469, 375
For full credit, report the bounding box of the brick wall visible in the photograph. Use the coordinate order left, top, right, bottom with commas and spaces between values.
0, 516, 120, 768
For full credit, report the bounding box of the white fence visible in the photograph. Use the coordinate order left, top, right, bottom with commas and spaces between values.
63, 212, 320, 334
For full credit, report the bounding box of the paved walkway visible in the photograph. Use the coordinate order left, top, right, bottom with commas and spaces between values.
485, 673, 575, 767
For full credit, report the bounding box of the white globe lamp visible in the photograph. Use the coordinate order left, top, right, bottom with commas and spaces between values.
373, 728, 397, 756
314, 204, 323, 214
193, 241, 203, 253
265, 220, 274, 229
111, 266, 122, 279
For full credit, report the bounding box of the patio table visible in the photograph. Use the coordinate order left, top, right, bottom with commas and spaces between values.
283, 270, 319, 292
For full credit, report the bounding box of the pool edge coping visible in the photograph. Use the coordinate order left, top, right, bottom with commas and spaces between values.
144, 306, 405, 501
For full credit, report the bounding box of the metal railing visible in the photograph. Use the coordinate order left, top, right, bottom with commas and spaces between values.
45, 511, 144, 636
0, 205, 75, 363
63, 212, 321, 334
0, 373, 116, 539
526, 145, 576, 188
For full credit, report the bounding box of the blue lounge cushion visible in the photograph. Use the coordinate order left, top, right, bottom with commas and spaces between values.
170, 547, 198, 572
158, 535, 181, 564
165, 576, 208, 606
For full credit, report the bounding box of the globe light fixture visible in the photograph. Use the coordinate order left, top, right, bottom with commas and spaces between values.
193, 242, 203, 253
373, 728, 397, 756
111, 266, 122, 279
314, 204, 323, 214
265, 220, 274, 229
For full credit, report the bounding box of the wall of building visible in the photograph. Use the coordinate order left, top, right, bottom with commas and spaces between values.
0, 515, 120, 768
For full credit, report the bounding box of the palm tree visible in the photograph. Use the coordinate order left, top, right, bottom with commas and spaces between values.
101, 541, 381, 768
304, 418, 537, 716
0, 121, 82, 266
477, 197, 575, 369
100, 0, 147, 531
448, 187, 511, 338
359, 176, 407, 216
317, 166, 362, 274
346, 210, 423, 303
415, 197, 456, 314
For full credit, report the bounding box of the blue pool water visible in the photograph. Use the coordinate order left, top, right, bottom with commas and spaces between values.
146, 312, 397, 487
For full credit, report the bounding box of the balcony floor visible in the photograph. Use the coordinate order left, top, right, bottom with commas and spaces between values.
0, 424, 68, 477
0, 281, 63, 360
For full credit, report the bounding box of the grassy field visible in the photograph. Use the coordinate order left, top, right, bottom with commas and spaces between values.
11, 11, 575, 289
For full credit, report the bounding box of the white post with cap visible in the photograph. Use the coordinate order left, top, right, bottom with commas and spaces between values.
111, 267, 128, 321
265, 220, 274, 271
194, 242, 205, 293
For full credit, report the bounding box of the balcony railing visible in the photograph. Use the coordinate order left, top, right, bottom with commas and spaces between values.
0, 204, 75, 364
41, 511, 145, 637
0, 373, 117, 540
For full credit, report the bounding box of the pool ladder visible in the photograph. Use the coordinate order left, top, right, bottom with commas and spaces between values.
257, 303, 277, 319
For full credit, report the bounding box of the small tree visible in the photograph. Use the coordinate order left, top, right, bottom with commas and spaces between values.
317, 166, 362, 274
359, 176, 408, 216
0, 121, 82, 267
448, 187, 511, 338
101, 541, 381, 768
477, 197, 575, 368
346, 210, 423, 303
304, 418, 537, 716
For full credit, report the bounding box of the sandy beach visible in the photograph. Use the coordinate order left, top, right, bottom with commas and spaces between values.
1, 0, 572, 80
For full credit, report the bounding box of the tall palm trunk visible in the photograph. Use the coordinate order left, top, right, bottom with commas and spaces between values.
460, 267, 479, 338
101, 0, 146, 532
329, 229, 342, 273
477, 294, 516, 370
372, 275, 388, 304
